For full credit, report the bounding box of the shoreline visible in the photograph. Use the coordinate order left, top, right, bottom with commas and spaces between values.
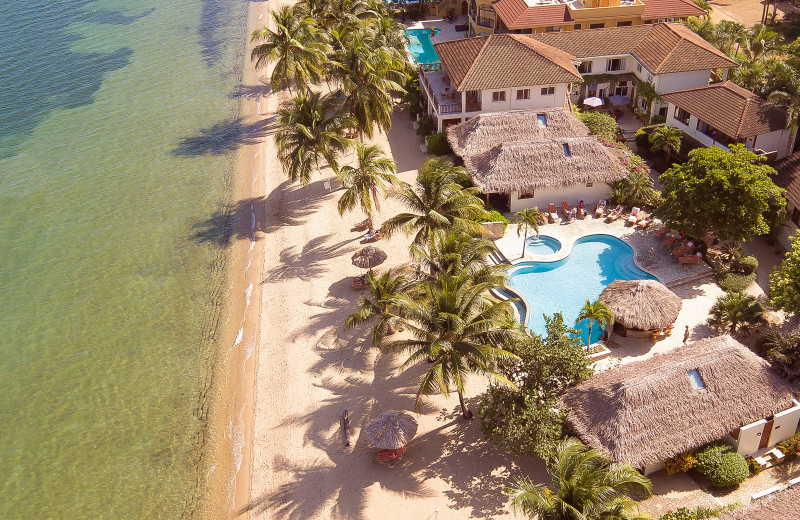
203, 0, 270, 518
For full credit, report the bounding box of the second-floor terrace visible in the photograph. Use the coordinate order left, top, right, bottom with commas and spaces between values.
420, 68, 483, 115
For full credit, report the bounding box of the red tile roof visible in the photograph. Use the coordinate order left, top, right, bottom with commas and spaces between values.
491, 0, 572, 30
641, 0, 705, 19
433, 34, 582, 91
661, 81, 788, 139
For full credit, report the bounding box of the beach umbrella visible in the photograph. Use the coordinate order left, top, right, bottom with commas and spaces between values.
599, 279, 682, 332
583, 97, 604, 107
609, 95, 630, 105
352, 246, 387, 271
364, 410, 418, 450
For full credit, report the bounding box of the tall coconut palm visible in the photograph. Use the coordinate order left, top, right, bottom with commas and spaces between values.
250, 6, 328, 92
577, 299, 614, 346
515, 208, 543, 258
337, 143, 399, 218
387, 269, 519, 418
693, 0, 713, 20
296, 0, 330, 26
276, 91, 353, 185
648, 125, 682, 163
507, 437, 652, 520
412, 232, 508, 287
344, 269, 413, 350
382, 157, 489, 253
743, 24, 783, 63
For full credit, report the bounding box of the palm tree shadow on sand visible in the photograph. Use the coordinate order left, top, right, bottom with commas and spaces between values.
172, 116, 277, 156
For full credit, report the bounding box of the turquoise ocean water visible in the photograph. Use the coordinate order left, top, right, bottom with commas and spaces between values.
0, 0, 249, 516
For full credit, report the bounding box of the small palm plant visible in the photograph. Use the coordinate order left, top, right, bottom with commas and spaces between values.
344, 269, 412, 350
757, 327, 800, 382
577, 299, 614, 346
708, 292, 765, 335
337, 143, 399, 218
515, 208, 543, 258
507, 437, 652, 520
648, 125, 682, 163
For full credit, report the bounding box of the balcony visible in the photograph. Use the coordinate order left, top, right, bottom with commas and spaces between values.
419, 69, 484, 116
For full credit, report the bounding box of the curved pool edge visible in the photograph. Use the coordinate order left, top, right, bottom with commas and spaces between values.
498, 233, 662, 328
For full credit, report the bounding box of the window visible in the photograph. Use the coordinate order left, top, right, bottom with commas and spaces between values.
540, 86, 555, 96
562, 143, 571, 157
617, 21, 632, 26
674, 106, 690, 125
687, 369, 706, 390
537, 114, 547, 127
615, 80, 628, 96
519, 190, 535, 199
571, 83, 580, 96
573, 23, 581, 29
517, 89, 530, 100
585, 182, 594, 187
589, 23, 605, 29
606, 58, 623, 71
545, 26, 562, 32
492, 91, 506, 102
578, 61, 593, 74
636, 63, 642, 73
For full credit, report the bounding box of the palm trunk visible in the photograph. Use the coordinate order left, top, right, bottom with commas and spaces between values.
457, 388, 473, 419
587, 320, 593, 346
521, 226, 527, 258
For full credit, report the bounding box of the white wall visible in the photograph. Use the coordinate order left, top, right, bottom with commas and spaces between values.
654, 70, 711, 94
768, 402, 800, 446
778, 210, 799, 252
481, 83, 569, 113
643, 460, 665, 476
736, 419, 767, 456
749, 128, 795, 160
509, 183, 611, 213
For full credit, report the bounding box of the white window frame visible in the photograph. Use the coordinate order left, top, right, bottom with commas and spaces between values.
492, 91, 506, 102
540, 85, 555, 96
516, 88, 530, 100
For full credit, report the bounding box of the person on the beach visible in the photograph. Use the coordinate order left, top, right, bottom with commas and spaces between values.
683, 325, 690, 344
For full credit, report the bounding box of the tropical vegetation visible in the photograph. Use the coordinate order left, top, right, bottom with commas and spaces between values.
577, 299, 614, 346
648, 125, 682, 163
337, 143, 399, 217
693, 441, 749, 488
770, 232, 800, 315
514, 208, 544, 258
708, 292, 765, 335
757, 326, 800, 382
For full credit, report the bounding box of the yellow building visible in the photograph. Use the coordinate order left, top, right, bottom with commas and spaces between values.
467, 0, 704, 37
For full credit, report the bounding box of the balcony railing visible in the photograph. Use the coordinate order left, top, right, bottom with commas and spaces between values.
440, 102, 463, 114
476, 16, 494, 28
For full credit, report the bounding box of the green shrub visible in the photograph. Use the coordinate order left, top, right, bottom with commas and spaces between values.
650, 114, 666, 125
746, 456, 763, 476
416, 116, 434, 136
665, 452, 697, 475
426, 132, 451, 155
694, 442, 748, 488
480, 209, 509, 231
577, 111, 620, 141
733, 255, 758, 275
716, 271, 757, 292
659, 505, 735, 520
635, 128, 650, 152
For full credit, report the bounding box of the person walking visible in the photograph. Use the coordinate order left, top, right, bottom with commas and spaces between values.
683, 325, 690, 345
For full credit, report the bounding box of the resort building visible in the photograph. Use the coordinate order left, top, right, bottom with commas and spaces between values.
530, 23, 738, 115
560, 335, 800, 475
447, 108, 625, 211
662, 81, 794, 161
466, 0, 704, 37
773, 151, 800, 251
421, 34, 582, 131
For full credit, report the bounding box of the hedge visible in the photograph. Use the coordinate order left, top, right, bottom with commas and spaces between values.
694, 442, 748, 488
733, 255, 758, 275
716, 271, 757, 292
426, 132, 451, 155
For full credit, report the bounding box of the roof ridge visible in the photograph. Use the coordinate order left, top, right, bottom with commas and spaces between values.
456, 36, 492, 91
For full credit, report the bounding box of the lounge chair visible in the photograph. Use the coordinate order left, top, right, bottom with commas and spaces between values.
595, 200, 607, 218
665, 232, 686, 246
626, 207, 641, 226
547, 203, 560, 223
654, 226, 670, 237
636, 217, 652, 229
353, 218, 372, 231
364, 229, 381, 242
377, 446, 406, 462
351, 275, 367, 289
678, 252, 702, 264
672, 241, 695, 257
605, 205, 624, 222
561, 201, 572, 221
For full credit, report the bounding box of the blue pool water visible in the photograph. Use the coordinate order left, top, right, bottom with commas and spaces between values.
507, 235, 657, 344
525, 235, 561, 256
406, 28, 441, 64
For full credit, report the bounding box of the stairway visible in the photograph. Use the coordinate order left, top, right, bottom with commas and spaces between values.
665, 270, 716, 290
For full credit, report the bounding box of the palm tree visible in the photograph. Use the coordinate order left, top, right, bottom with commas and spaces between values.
620, 169, 658, 208
515, 208, 543, 258
382, 157, 489, 254
276, 91, 352, 185
387, 268, 519, 418
412, 232, 508, 287
708, 292, 765, 335
337, 143, 399, 218
648, 125, 682, 163
577, 299, 614, 346
507, 437, 652, 520
632, 80, 661, 120
250, 6, 328, 92
344, 269, 413, 350
743, 24, 783, 63
693, 0, 713, 20
758, 327, 800, 382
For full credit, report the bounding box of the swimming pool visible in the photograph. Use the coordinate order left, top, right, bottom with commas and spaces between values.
405, 28, 441, 64
507, 234, 657, 344
525, 235, 561, 256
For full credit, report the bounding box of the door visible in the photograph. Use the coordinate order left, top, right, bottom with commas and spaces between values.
759, 420, 774, 449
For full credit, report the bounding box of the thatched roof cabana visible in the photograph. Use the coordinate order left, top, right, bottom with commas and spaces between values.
599, 279, 681, 331
447, 108, 590, 157
363, 410, 418, 450
560, 336, 798, 469
463, 137, 624, 193
720, 485, 800, 520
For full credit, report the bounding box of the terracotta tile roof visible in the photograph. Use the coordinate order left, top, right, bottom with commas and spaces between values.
662, 81, 788, 139
491, 0, 572, 30
773, 152, 800, 208
433, 34, 582, 91
531, 23, 737, 74
641, 0, 705, 19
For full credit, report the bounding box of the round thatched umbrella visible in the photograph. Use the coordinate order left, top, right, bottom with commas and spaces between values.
599, 279, 682, 333
352, 246, 387, 272
364, 410, 418, 450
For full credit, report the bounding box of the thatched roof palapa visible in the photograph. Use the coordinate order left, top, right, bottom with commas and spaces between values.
560, 336, 798, 468
364, 410, 418, 450
720, 484, 800, 520
599, 279, 682, 331
447, 108, 590, 157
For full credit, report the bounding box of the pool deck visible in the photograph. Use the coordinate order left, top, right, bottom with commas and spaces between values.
496, 215, 725, 367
